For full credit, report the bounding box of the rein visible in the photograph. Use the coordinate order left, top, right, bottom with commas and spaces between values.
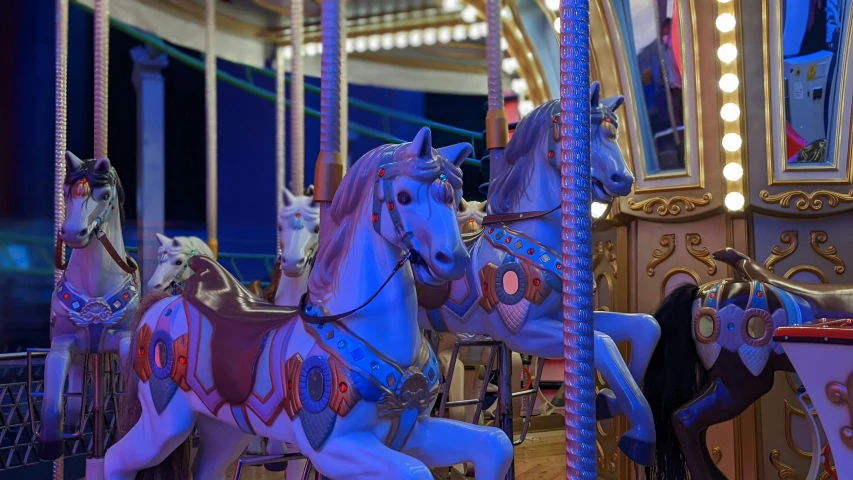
54, 231, 138, 275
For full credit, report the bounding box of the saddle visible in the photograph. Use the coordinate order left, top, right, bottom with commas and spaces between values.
714, 248, 853, 316
182, 256, 299, 405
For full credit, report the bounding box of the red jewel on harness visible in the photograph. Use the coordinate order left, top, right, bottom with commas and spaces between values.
287, 380, 293, 389
756, 291, 763, 297
505, 237, 512, 244
63, 293, 70, 299
533, 278, 541, 287
178, 356, 186, 365
556, 263, 562, 270
372, 213, 379, 223
138, 347, 145, 355
488, 228, 494, 234
387, 202, 394, 211
482, 283, 488, 291
548, 151, 555, 158
295, 213, 301, 218
552, 117, 558, 124
123, 293, 130, 299
710, 292, 716, 298
604, 117, 611, 123
338, 382, 348, 393
378, 168, 386, 177
527, 248, 534, 255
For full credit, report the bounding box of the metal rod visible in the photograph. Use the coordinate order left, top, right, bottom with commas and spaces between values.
290, 0, 305, 191
497, 343, 514, 480
54, 0, 69, 285
559, 0, 595, 477
93, 353, 105, 458
205, 0, 218, 258
93, 0, 109, 159
513, 356, 545, 446
275, 45, 286, 258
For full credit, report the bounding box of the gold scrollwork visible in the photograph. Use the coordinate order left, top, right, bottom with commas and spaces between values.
784, 400, 817, 459
769, 449, 799, 479
593, 240, 617, 277
647, 234, 676, 277
783, 265, 829, 284
685, 233, 717, 275
809, 231, 846, 275
627, 193, 712, 216
764, 231, 799, 272
711, 446, 723, 465
759, 189, 853, 211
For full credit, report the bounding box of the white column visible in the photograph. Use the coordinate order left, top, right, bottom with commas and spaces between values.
131, 45, 168, 289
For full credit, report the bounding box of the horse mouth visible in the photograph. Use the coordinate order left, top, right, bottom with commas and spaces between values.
412, 254, 444, 287
591, 179, 612, 203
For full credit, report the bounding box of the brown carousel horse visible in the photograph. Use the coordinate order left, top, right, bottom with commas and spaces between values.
644, 248, 853, 480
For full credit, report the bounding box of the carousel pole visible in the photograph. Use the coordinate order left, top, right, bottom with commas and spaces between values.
205, 0, 219, 259
290, 0, 305, 192
559, 0, 595, 479
312, 0, 346, 248
52, 0, 69, 477
485, 1, 514, 478
275, 45, 286, 258
91, 0, 110, 475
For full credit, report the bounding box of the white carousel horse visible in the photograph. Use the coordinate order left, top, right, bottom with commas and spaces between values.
416, 83, 661, 465
271, 186, 321, 307
457, 199, 487, 234
147, 234, 213, 294
104, 128, 513, 480
38, 152, 141, 460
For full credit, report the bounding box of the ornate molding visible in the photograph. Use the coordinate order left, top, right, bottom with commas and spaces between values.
711, 446, 723, 465
660, 267, 702, 299
759, 189, 853, 211
627, 193, 712, 216
593, 240, 618, 277
783, 265, 829, 284
685, 233, 717, 275
769, 449, 799, 480
764, 231, 799, 272
646, 234, 676, 277
809, 231, 846, 275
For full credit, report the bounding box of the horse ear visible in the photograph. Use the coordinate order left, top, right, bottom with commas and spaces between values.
282, 188, 295, 206
409, 127, 433, 159
94, 157, 112, 172
155, 233, 171, 246
589, 81, 602, 107
65, 151, 84, 171
478, 200, 488, 212
171, 238, 182, 249
602, 95, 625, 112
304, 185, 315, 197
458, 199, 468, 212
437, 143, 473, 167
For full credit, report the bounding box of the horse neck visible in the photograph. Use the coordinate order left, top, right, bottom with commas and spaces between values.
495, 161, 562, 249
314, 219, 421, 367
65, 218, 130, 297
274, 272, 308, 307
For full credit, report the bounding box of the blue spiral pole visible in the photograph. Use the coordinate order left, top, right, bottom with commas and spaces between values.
559, 0, 595, 479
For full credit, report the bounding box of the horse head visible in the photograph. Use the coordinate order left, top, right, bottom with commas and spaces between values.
60, 152, 126, 248
148, 234, 213, 292
589, 81, 633, 202
278, 187, 320, 277
456, 199, 487, 233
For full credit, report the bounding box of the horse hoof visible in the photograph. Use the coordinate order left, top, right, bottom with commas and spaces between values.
595, 389, 620, 420
36, 439, 64, 460
263, 461, 288, 472
618, 436, 655, 466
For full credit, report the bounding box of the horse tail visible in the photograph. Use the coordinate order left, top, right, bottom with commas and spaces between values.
117, 291, 192, 480
643, 283, 705, 480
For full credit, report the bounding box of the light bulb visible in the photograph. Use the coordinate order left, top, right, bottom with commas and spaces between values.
305, 43, 318, 56
283, 46, 293, 59
720, 103, 740, 122
395, 31, 408, 49
381, 33, 395, 50
518, 99, 534, 116
501, 38, 509, 51
725, 192, 745, 211
501, 7, 511, 19
502, 57, 519, 74
723, 162, 743, 181
355, 36, 368, 52
545, 0, 560, 10
423, 28, 437, 45
722, 133, 742, 152
468, 24, 482, 40
553, 18, 560, 32
442, 0, 461, 11
438, 26, 453, 44
511, 78, 529, 94
718, 0, 732, 2
453, 24, 468, 42
461, 5, 478, 23
716, 13, 736, 33
717, 43, 738, 64
409, 30, 423, 47
368, 35, 381, 51
719, 74, 739, 92
591, 202, 608, 219
345, 38, 355, 53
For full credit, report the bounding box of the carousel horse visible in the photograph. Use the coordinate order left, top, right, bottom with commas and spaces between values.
38, 152, 140, 460
415, 82, 660, 465
643, 247, 853, 480
104, 128, 514, 480
457, 199, 487, 234
148, 234, 213, 294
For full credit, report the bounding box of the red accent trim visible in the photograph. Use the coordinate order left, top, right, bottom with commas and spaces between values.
387, 202, 394, 211
775, 319, 853, 341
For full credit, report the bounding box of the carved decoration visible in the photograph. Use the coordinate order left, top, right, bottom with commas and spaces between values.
685, 233, 717, 275
627, 193, 712, 216
478, 263, 499, 312
764, 231, 799, 272
646, 234, 676, 277
134, 324, 154, 382
593, 240, 617, 277
784, 400, 819, 458
809, 231, 846, 275
170, 334, 190, 391
711, 446, 723, 465
783, 265, 829, 284
826, 373, 853, 450
769, 449, 799, 479
759, 189, 853, 211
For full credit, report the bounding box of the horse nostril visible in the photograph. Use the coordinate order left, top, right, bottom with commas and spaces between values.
610, 173, 624, 185
297, 258, 306, 267
434, 250, 452, 266
153, 283, 162, 290
77, 228, 89, 238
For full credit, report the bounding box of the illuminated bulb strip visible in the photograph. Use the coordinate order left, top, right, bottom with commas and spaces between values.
716, 1, 744, 211
303, 23, 489, 56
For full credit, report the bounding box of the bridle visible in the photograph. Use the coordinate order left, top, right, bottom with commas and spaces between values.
54, 177, 137, 275
299, 159, 445, 325
164, 247, 197, 295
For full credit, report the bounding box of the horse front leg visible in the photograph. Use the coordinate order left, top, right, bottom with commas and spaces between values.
593, 311, 660, 387
37, 335, 79, 460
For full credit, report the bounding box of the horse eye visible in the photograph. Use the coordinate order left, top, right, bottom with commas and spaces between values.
397, 192, 412, 205
102, 193, 110, 201
175, 260, 183, 266
314, 226, 320, 234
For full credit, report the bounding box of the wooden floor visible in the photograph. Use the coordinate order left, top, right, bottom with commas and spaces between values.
224, 429, 568, 480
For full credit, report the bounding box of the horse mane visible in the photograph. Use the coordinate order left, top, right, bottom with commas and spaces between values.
309, 142, 463, 304
487, 97, 621, 215
65, 158, 127, 227
158, 236, 213, 259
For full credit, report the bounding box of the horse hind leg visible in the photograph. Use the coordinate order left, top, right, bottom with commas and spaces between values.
192, 416, 250, 479
37, 336, 78, 460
